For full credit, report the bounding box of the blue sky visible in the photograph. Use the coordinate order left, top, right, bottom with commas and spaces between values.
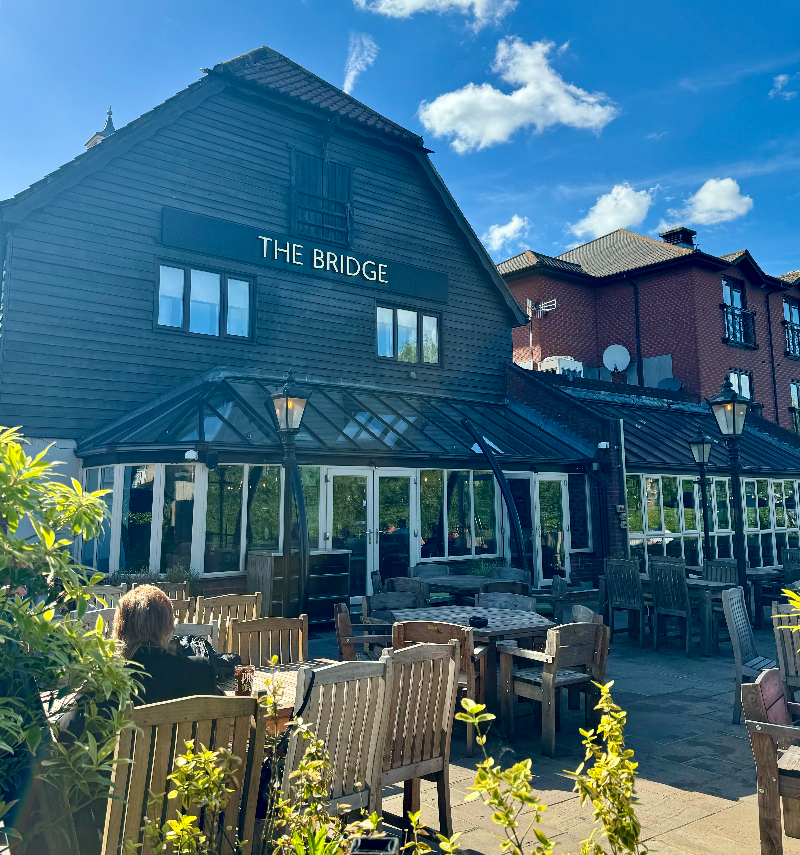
2, 0, 800, 273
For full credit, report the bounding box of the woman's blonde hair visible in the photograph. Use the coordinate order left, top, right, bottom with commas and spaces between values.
113, 585, 174, 658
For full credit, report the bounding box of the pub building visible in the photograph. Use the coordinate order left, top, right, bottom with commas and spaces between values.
2, 46, 800, 618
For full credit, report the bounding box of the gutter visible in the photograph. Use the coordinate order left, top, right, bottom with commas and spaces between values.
623, 273, 645, 386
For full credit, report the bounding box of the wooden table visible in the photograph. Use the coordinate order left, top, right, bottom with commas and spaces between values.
747, 568, 783, 629
641, 575, 735, 656
392, 606, 554, 707
220, 658, 335, 731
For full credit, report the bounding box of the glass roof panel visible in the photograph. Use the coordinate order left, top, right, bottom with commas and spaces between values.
205, 385, 272, 445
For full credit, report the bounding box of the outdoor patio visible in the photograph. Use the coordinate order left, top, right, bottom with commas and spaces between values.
310, 621, 799, 855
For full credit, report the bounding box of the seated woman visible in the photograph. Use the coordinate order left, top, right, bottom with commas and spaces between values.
113, 584, 221, 704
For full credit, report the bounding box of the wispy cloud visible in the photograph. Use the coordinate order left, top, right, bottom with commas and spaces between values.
657, 177, 753, 231
679, 54, 800, 93
769, 73, 799, 100
645, 131, 667, 141
481, 214, 529, 253
418, 37, 618, 153
343, 32, 380, 94
353, 0, 516, 29
569, 183, 652, 240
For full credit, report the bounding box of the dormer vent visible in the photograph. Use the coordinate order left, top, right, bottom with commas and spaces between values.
85, 108, 115, 149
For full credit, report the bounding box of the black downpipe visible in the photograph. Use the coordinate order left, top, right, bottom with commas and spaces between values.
765, 290, 780, 424
585, 466, 609, 558
625, 274, 645, 386
460, 418, 529, 581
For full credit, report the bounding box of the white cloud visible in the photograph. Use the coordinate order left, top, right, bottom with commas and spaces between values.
645, 131, 667, 140
343, 32, 380, 94
481, 214, 529, 252
658, 178, 754, 230
417, 38, 618, 153
569, 183, 652, 240
353, 0, 516, 28
769, 73, 799, 100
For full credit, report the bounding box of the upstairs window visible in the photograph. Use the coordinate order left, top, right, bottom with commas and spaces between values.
791, 381, 800, 434
730, 368, 752, 399
722, 276, 756, 347
293, 151, 351, 245
158, 265, 252, 339
785, 299, 800, 358
723, 277, 744, 310
377, 306, 440, 364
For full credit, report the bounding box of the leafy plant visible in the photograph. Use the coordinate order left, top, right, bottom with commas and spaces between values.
165, 563, 202, 596
0, 427, 140, 851
131, 739, 244, 855
466, 558, 501, 577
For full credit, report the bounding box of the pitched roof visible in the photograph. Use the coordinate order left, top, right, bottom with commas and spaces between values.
496, 249, 584, 277
211, 47, 422, 146
719, 250, 747, 262
555, 229, 693, 277
779, 270, 800, 285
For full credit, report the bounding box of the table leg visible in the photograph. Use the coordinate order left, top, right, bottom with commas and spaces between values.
484, 639, 497, 708
699, 590, 711, 656
754, 581, 764, 630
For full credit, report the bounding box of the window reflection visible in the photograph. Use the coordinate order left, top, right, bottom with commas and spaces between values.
120, 465, 155, 573
420, 470, 445, 558
447, 471, 472, 556
473, 472, 496, 555
160, 465, 195, 572
205, 466, 243, 572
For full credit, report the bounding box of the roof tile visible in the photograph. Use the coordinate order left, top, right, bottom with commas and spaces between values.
496, 249, 584, 276
555, 229, 692, 277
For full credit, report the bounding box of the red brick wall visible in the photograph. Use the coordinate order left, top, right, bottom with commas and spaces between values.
504, 261, 798, 425
196, 574, 247, 597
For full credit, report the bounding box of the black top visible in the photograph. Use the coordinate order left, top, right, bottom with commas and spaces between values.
131, 645, 222, 704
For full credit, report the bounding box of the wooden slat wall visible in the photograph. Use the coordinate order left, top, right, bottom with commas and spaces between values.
0, 88, 512, 438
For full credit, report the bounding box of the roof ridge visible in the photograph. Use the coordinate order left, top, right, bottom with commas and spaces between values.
213, 46, 422, 145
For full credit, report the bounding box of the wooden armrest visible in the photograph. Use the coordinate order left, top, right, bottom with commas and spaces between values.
351, 622, 393, 633
496, 643, 554, 664
472, 645, 488, 661
564, 588, 600, 600
746, 719, 800, 741
341, 634, 393, 646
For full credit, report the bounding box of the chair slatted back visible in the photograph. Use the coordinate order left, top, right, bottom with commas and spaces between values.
475, 592, 536, 611
703, 559, 738, 584
550, 575, 568, 599
362, 592, 420, 623
131, 581, 189, 600
546, 621, 610, 677
723, 587, 757, 666
80, 607, 117, 639
171, 598, 194, 623
196, 594, 261, 653
101, 695, 265, 855
370, 571, 385, 594
742, 668, 794, 727
572, 604, 603, 624
88, 584, 127, 609
380, 641, 460, 782
174, 621, 219, 653
228, 615, 308, 666
603, 559, 643, 610
480, 580, 531, 595
772, 602, 800, 684
392, 621, 473, 673
334, 602, 357, 661
283, 660, 388, 814
410, 565, 448, 579
649, 559, 690, 616
784, 548, 800, 585
387, 577, 431, 605
496, 567, 527, 582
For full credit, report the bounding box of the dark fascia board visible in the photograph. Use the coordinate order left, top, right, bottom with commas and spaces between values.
0, 78, 228, 225
726, 250, 789, 291
416, 154, 528, 327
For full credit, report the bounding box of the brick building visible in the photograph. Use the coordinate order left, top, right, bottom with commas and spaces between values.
498, 226, 800, 433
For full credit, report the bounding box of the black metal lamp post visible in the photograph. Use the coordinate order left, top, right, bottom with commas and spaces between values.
271, 372, 311, 617
708, 378, 750, 593
688, 431, 713, 562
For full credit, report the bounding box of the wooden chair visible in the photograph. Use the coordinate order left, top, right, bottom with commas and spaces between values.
495, 567, 527, 582
410, 564, 448, 578
334, 602, 392, 662
742, 668, 800, 854
377, 640, 461, 836
481, 580, 531, 595
475, 592, 536, 611
228, 615, 308, 666
171, 598, 194, 623
101, 695, 266, 855
79, 607, 117, 639
531, 575, 566, 620
386, 577, 430, 603
603, 558, 651, 645
784, 549, 800, 586
174, 620, 220, 653
88, 584, 127, 609
283, 659, 389, 816
703, 559, 738, 583
362, 591, 420, 623
498, 621, 610, 756
392, 621, 486, 756
650, 558, 700, 657
572, 604, 603, 624
195, 593, 262, 653
370, 571, 385, 593
132, 580, 190, 600
722, 587, 776, 723
773, 603, 800, 700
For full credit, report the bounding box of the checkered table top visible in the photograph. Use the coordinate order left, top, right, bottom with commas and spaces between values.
392, 607, 554, 638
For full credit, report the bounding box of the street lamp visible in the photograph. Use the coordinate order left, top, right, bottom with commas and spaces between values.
271, 371, 311, 617
688, 431, 713, 561
707, 377, 750, 593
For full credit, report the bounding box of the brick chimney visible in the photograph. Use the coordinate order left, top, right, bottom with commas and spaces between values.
659, 226, 697, 249
85, 108, 115, 149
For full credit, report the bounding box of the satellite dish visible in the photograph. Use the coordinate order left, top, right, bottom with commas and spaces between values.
658, 377, 682, 392
602, 344, 631, 373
